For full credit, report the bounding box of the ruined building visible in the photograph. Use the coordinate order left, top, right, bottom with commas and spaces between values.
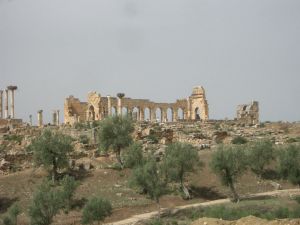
64, 86, 209, 125
236, 101, 259, 125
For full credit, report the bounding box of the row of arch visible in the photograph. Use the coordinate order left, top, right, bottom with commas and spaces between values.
87, 105, 201, 122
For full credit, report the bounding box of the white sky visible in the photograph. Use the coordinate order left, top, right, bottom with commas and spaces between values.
0, 0, 299, 124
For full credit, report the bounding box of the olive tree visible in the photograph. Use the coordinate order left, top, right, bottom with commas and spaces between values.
210, 145, 247, 202
123, 142, 145, 168
98, 116, 134, 168
163, 142, 203, 199
247, 140, 274, 178
130, 157, 167, 217
28, 129, 73, 182
278, 144, 300, 186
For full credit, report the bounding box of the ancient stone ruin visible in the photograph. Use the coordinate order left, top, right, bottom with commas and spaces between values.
64, 86, 209, 125
236, 101, 259, 125
0, 85, 18, 119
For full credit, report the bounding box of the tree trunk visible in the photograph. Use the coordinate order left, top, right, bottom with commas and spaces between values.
115, 148, 124, 169
180, 178, 190, 199
229, 181, 239, 203
52, 160, 58, 183
156, 199, 161, 219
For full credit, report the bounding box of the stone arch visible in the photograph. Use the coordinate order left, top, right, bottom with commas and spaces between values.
111, 106, 117, 116
144, 107, 151, 121
195, 107, 201, 120
88, 105, 95, 121
178, 108, 184, 120
155, 108, 162, 122
167, 108, 173, 122
122, 107, 128, 116
132, 107, 139, 121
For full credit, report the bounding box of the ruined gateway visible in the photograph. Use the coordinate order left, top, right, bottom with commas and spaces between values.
64, 86, 209, 125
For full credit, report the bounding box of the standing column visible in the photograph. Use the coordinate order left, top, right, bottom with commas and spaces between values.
0, 90, 3, 119
117, 93, 125, 116
107, 95, 112, 116
37, 110, 43, 127
29, 115, 33, 126
56, 110, 60, 126
173, 109, 178, 122
52, 110, 57, 125
151, 108, 156, 122
139, 108, 145, 121
186, 98, 191, 120
162, 109, 167, 122
4, 89, 8, 119
7, 86, 17, 118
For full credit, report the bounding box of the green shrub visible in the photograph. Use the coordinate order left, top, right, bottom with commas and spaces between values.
2, 203, 20, 225
124, 142, 145, 168
79, 135, 89, 145
231, 136, 248, 145
81, 197, 112, 225
4, 135, 23, 144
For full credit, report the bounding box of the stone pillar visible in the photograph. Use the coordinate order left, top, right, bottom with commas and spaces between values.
7, 86, 17, 119
139, 108, 144, 121
117, 93, 125, 116
187, 98, 191, 120
162, 109, 167, 122
107, 95, 111, 116
29, 115, 33, 126
150, 108, 156, 122
4, 89, 8, 119
52, 111, 57, 125
0, 90, 3, 119
56, 110, 60, 126
173, 109, 178, 122
37, 110, 43, 127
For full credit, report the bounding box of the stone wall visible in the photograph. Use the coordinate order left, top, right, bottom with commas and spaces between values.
236, 101, 259, 125
64, 86, 209, 125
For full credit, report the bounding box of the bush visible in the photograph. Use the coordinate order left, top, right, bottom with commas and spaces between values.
60, 175, 79, 212
123, 142, 145, 168
231, 136, 248, 145
28, 180, 64, 225
79, 135, 89, 145
4, 135, 23, 145
81, 197, 112, 225
2, 203, 20, 225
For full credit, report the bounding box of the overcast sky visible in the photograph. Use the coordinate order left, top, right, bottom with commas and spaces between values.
0, 0, 299, 124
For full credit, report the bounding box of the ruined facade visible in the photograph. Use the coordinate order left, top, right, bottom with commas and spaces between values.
64, 86, 209, 125
236, 101, 259, 125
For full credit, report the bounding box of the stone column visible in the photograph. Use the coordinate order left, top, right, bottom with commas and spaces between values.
107, 95, 111, 116
29, 115, 33, 126
173, 109, 178, 122
139, 108, 144, 121
187, 98, 191, 120
117, 93, 125, 116
4, 89, 8, 119
150, 108, 156, 122
7, 86, 17, 118
161, 109, 167, 122
0, 90, 3, 119
52, 111, 57, 125
37, 110, 43, 127
56, 110, 60, 126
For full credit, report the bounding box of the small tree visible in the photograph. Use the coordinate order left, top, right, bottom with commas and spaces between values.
60, 175, 79, 212
81, 197, 112, 225
123, 142, 145, 168
28, 180, 64, 225
130, 157, 167, 217
247, 140, 274, 178
231, 136, 248, 145
163, 142, 202, 199
98, 116, 134, 168
210, 145, 247, 202
2, 203, 20, 225
278, 144, 300, 186
28, 129, 73, 182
